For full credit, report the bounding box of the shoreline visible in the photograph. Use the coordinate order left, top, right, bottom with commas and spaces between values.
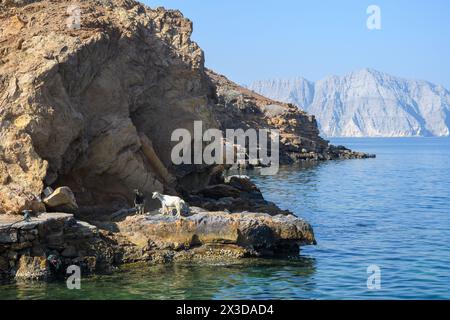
0, 207, 316, 282
0, 0, 371, 285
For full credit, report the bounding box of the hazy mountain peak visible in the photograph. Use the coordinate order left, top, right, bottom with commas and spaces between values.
249, 70, 450, 137
354, 67, 382, 75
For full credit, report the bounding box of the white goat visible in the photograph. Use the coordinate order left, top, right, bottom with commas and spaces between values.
152, 192, 189, 218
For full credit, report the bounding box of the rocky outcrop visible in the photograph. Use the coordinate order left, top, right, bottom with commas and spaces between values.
0, 209, 316, 280
187, 176, 292, 215
0, 0, 312, 283
0, 0, 373, 216
0, 212, 113, 281
0, 0, 378, 282
207, 70, 375, 164
114, 209, 316, 262
0, 0, 218, 215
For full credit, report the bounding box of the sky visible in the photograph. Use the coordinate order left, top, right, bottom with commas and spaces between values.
142, 0, 450, 88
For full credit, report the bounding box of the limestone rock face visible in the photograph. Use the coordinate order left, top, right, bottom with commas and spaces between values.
0, 0, 217, 214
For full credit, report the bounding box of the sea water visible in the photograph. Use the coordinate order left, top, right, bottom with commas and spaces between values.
1, 138, 449, 299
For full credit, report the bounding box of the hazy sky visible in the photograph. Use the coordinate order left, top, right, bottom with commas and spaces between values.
143, 0, 450, 88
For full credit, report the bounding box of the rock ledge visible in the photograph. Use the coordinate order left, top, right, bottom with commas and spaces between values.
0, 209, 316, 281
116, 209, 316, 262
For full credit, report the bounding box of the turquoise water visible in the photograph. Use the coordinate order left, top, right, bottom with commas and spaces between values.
1, 138, 449, 299
252, 137, 450, 299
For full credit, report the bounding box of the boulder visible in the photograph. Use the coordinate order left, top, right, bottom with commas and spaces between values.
188, 178, 288, 215
43, 187, 78, 213
226, 176, 260, 193
0, 229, 18, 244
193, 184, 241, 200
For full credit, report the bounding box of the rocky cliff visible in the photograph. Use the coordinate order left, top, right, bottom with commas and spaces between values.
0, 0, 380, 282
0, 0, 219, 215
250, 69, 450, 137
0, 0, 371, 217
206, 70, 372, 164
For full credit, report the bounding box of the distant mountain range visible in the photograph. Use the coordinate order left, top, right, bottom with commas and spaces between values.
249, 69, 450, 137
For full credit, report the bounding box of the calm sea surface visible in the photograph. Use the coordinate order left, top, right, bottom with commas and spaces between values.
1, 138, 449, 299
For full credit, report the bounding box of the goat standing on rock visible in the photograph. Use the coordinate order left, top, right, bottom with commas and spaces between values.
134, 189, 146, 215
152, 192, 189, 218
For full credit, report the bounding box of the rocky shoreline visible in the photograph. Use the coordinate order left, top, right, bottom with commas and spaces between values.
0, 208, 316, 281
0, 170, 320, 282
0, 213, 105, 281
0, 0, 374, 283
